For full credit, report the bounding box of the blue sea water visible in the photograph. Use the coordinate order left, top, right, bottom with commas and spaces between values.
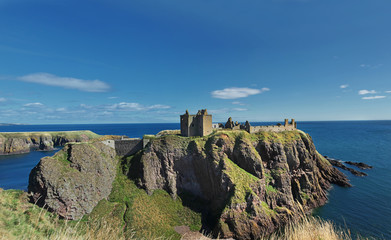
0, 121, 390, 239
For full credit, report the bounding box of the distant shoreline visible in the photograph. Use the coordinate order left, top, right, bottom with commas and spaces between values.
0, 123, 27, 126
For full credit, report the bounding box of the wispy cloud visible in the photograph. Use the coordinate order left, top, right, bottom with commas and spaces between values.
108, 102, 170, 111
360, 64, 383, 69
386, 91, 391, 93
362, 96, 386, 100
18, 73, 111, 92
359, 90, 377, 95
0, 97, 6, 103
212, 87, 269, 99
232, 108, 247, 111
340, 84, 349, 89
0, 100, 174, 124
108, 96, 118, 99
232, 101, 245, 105
24, 102, 44, 107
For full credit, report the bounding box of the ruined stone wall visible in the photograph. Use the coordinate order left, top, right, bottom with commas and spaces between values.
180, 114, 191, 137
248, 125, 296, 134
201, 115, 213, 136
114, 139, 143, 156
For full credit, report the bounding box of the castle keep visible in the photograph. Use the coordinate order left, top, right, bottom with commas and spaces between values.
180, 109, 213, 137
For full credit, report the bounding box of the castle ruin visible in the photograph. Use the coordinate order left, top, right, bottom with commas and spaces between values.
180, 109, 297, 137
180, 109, 213, 137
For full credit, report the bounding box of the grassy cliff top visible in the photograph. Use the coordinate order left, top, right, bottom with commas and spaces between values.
0, 130, 100, 139
154, 129, 308, 144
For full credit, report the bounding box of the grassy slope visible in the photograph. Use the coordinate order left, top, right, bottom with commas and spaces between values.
85, 157, 202, 239
0, 188, 360, 240
0, 189, 60, 240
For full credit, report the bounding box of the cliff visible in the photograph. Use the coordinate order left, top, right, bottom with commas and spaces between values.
27, 129, 350, 239
127, 130, 350, 239
0, 131, 100, 155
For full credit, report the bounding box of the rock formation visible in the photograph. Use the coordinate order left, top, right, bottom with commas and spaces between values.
27, 129, 350, 239
28, 142, 117, 220
0, 131, 99, 155
128, 130, 350, 239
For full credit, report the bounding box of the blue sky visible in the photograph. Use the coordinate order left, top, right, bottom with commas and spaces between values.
1, 0, 391, 124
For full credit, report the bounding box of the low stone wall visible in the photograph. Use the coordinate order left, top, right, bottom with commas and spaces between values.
102, 138, 150, 157
249, 125, 296, 134
114, 139, 143, 156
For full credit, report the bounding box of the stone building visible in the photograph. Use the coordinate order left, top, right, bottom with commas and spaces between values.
180, 109, 213, 137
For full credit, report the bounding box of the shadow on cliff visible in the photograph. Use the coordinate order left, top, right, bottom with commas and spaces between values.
177, 189, 235, 236
122, 150, 235, 236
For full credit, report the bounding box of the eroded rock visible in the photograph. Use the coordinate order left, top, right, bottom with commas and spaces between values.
28, 142, 117, 220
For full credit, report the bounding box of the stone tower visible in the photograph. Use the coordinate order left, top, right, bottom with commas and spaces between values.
180, 109, 213, 137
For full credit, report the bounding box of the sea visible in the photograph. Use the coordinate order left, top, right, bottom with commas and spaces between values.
0, 121, 390, 239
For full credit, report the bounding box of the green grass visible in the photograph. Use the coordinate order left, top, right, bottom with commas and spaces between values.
88, 160, 202, 240
252, 130, 304, 143
0, 189, 61, 239
223, 157, 260, 204
261, 201, 277, 217
0, 188, 360, 240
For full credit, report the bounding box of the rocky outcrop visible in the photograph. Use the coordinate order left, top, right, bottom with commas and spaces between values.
0, 131, 99, 155
326, 158, 367, 176
28, 142, 117, 220
128, 130, 350, 239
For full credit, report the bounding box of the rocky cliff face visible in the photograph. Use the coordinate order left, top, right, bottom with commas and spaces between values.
28, 142, 117, 220
0, 131, 99, 155
129, 130, 350, 239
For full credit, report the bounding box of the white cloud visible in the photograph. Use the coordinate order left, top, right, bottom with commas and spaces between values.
212, 87, 269, 99
108, 96, 118, 99
386, 91, 391, 93
80, 104, 93, 109
359, 90, 377, 95
108, 102, 171, 111
0, 97, 6, 102
362, 96, 386, 100
18, 73, 111, 92
56, 107, 67, 112
148, 104, 171, 110
232, 101, 245, 105
340, 84, 349, 89
232, 108, 248, 111
24, 102, 44, 107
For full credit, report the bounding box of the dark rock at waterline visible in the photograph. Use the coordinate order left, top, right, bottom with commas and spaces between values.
345, 161, 373, 170
325, 157, 367, 177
